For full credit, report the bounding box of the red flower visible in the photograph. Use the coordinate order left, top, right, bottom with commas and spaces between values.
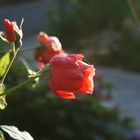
35, 32, 66, 69
49, 54, 95, 99
37, 32, 62, 51
4, 18, 18, 42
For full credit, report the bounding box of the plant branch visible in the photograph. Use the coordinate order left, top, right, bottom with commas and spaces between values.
1, 44, 20, 84
0, 64, 50, 97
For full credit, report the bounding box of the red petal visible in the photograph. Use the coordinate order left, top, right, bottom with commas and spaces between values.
69, 54, 84, 61
4, 18, 16, 42
54, 90, 76, 99
37, 62, 45, 70
37, 32, 49, 45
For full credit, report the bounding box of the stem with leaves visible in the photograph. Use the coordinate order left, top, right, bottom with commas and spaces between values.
0, 18, 24, 86
0, 64, 50, 97
1, 45, 20, 85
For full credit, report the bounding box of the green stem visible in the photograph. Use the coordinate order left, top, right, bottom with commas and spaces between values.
1, 44, 20, 84
128, 0, 140, 26
3, 75, 38, 96
0, 64, 50, 97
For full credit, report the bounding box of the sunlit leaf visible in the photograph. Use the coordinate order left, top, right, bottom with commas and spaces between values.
0, 96, 7, 110
0, 125, 34, 140
0, 131, 5, 140
20, 57, 35, 75
20, 18, 24, 29
0, 52, 10, 78
14, 19, 23, 48
0, 85, 7, 110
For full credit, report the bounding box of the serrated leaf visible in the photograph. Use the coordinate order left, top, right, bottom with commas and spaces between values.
0, 125, 34, 140
0, 52, 10, 78
0, 131, 5, 140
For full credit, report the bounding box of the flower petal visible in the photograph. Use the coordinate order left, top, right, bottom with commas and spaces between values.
55, 90, 76, 99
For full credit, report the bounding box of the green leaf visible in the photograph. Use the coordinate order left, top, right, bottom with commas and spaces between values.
0, 96, 7, 110
0, 35, 13, 53
20, 18, 24, 30
0, 131, 5, 140
0, 125, 34, 140
20, 57, 39, 88
0, 52, 10, 78
0, 85, 7, 110
14, 19, 23, 48
20, 57, 35, 75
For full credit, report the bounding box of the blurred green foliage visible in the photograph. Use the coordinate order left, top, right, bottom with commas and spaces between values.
95, 29, 140, 72
0, 60, 134, 140
47, 0, 140, 72
47, 0, 129, 48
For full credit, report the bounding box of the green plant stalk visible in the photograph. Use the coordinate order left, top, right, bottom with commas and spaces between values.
0, 64, 50, 97
2, 75, 38, 96
128, 0, 140, 26
1, 44, 20, 84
